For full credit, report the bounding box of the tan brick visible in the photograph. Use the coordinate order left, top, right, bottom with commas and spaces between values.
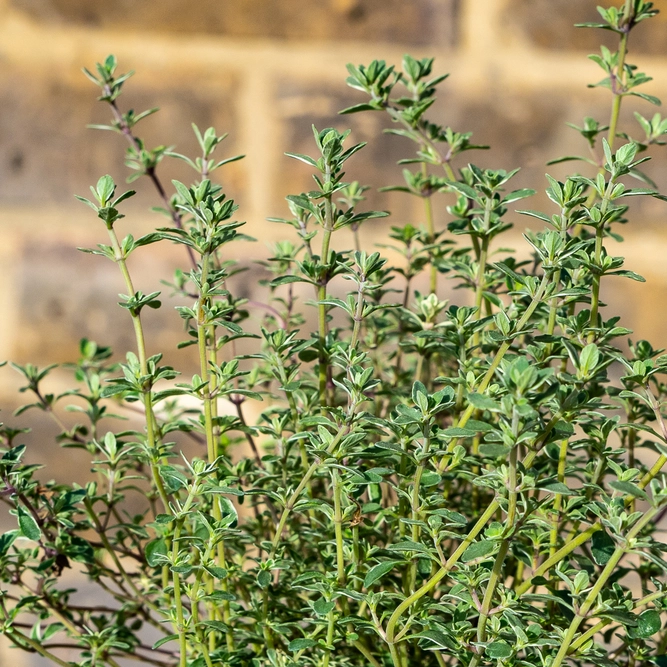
506, 0, 667, 55
11, 0, 459, 46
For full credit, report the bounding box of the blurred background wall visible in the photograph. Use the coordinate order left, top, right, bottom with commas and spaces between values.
1, 0, 667, 381
0, 1, 666, 663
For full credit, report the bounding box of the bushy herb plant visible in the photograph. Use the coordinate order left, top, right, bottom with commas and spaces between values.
3, 2, 667, 666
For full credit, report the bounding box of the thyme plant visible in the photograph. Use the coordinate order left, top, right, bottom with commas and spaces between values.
2, 3, 667, 666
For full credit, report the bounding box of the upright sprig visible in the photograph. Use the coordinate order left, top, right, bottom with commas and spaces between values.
277, 126, 387, 405
343, 55, 487, 293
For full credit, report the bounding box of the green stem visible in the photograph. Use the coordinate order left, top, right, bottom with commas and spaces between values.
506, 420, 519, 529
607, 0, 633, 153
322, 606, 336, 667
640, 386, 667, 489
107, 227, 170, 512
469, 541, 510, 667
385, 501, 499, 646
587, 1, 633, 338
189, 544, 215, 667
545, 215, 567, 354
549, 507, 658, 667
641, 454, 667, 490
261, 588, 275, 650
318, 166, 335, 406
440, 272, 551, 467
472, 238, 489, 350
580, 0, 632, 216
515, 524, 601, 596
421, 163, 437, 295
332, 468, 346, 586
351, 280, 366, 349
388, 642, 403, 667
172, 521, 187, 667
571, 589, 667, 651
443, 161, 455, 181
469, 416, 519, 667
351, 639, 382, 667
409, 423, 431, 591
271, 422, 353, 558
171, 485, 205, 665
549, 438, 569, 559
587, 224, 605, 341
472, 198, 492, 349
195, 252, 234, 652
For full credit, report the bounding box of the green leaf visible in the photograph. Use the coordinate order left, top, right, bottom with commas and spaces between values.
204, 565, 227, 579
479, 444, 510, 459
271, 275, 309, 287
601, 610, 637, 626
443, 427, 477, 438
420, 471, 441, 487
339, 102, 382, 114
447, 181, 477, 200
42, 622, 65, 641
145, 538, 168, 567
298, 348, 319, 362
159, 465, 188, 492
288, 638, 317, 651
153, 634, 179, 649
17, 506, 41, 541
579, 343, 599, 374
285, 152, 318, 167
0, 530, 18, 556
630, 91, 662, 106
610, 270, 645, 282
486, 641, 512, 658
591, 530, 616, 566
543, 482, 575, 495
200, 620, 229, 633
467, 393, 501, 411
412, 380, 428, 412
416, 629, 453, 650
517, 209, 551, 223
364, 561, 398, 588
95, 175, 115, 204
609, 480, 648, 500
313, 598, 336, 616
502, 188, 535, 204
389, 541, 430, 554
546, 155, 591, 165
636, 609, 662, 638
465, 419, 495, 432
431, 509, 467, 525
257, 570, 271, 589
461, 540, 495, 563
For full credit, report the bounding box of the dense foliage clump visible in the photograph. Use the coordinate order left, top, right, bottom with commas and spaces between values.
2, 2, 667, 666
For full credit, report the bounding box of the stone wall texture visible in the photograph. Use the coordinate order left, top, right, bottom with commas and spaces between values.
0, 1, 667, 659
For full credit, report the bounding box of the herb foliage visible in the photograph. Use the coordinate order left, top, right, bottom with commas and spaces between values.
2, 3, 667, 667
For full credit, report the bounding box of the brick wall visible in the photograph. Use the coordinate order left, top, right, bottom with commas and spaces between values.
1, 1, 667, 663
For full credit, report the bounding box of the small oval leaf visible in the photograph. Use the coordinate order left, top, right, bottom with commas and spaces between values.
364, 561, 398, 589
461, 540, 495, 563
18, 506, 41, 541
